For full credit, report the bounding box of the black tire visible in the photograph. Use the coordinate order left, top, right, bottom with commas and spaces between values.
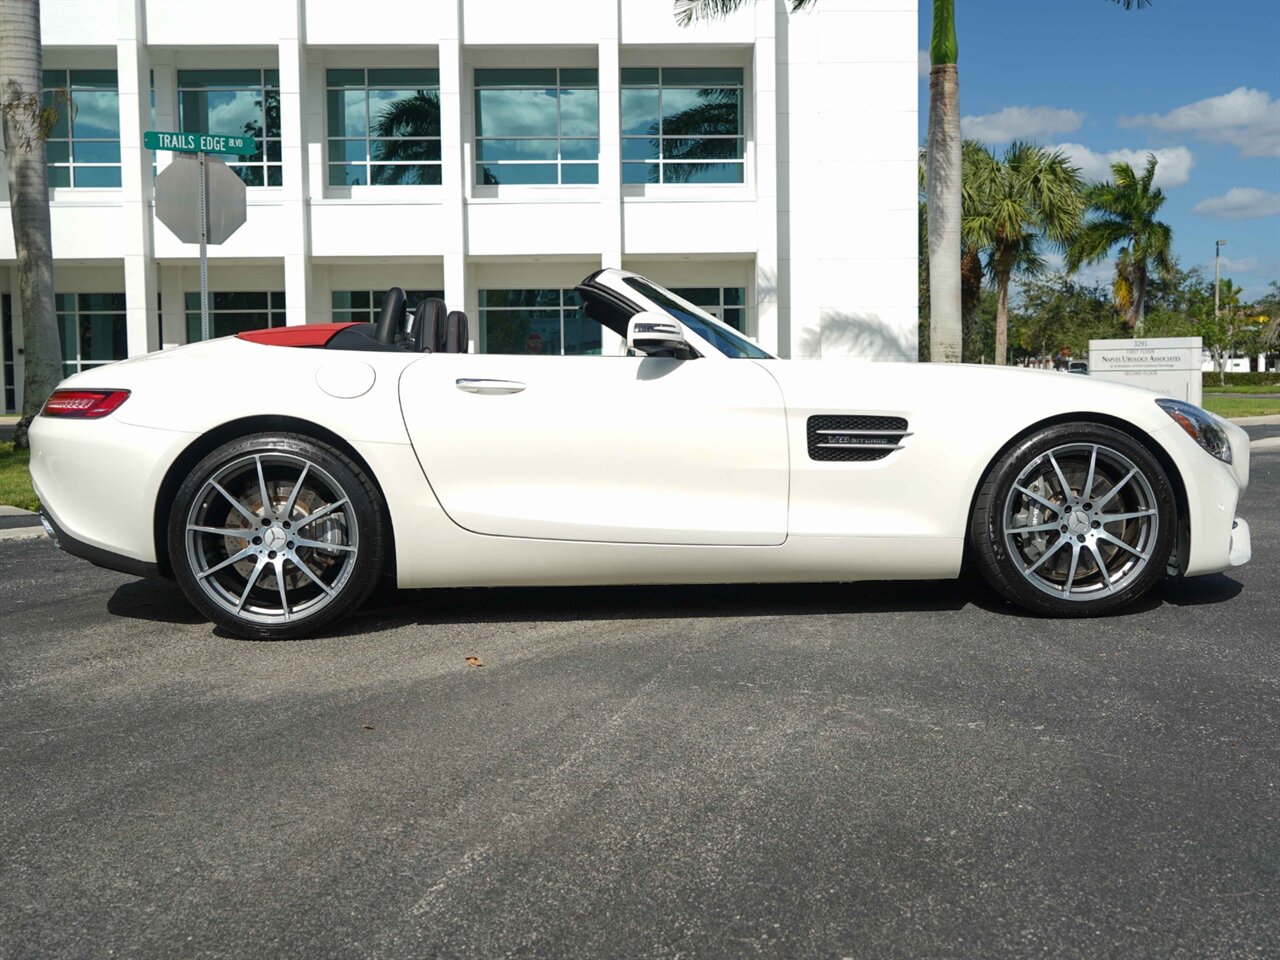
168, 432, 388, 639
970, 422, 1177, 617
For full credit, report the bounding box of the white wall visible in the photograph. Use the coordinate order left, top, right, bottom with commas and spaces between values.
0, 0, 918, 409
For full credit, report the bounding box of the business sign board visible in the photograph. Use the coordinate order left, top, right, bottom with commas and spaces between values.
1088, 337, 1203, 406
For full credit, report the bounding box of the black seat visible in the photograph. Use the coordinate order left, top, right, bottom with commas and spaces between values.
409, 298, 448, 352
446, 311, 469, 353
374, 287, 406, 345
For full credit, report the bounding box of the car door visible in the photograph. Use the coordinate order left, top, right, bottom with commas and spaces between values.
399, 353, 789, 546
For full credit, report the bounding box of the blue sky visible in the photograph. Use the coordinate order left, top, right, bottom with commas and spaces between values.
918, 0, 1280, 301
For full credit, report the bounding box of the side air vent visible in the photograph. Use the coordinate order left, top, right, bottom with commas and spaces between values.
807, 414, 911, 462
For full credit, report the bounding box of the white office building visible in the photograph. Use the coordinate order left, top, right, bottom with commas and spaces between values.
0, 0, 918, 412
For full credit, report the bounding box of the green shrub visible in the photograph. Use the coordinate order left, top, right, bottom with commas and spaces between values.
1201, 371, 1280, 388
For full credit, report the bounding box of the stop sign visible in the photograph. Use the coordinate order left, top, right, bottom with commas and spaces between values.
526, 332, 543, 354
154, 153, 246, 245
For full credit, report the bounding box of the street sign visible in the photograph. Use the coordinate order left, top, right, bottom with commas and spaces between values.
144, 130, 256, 156
154, 153, 248, 341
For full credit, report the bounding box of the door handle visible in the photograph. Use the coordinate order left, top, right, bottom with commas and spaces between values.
455, 378, 526, 395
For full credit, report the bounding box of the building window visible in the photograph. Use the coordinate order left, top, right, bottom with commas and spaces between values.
55, 293, 127, 378
2, 295, 15, 413
474, 69, 598, 186
670, 287, 746, 331
621, 67, 744, 184
43, 69, 121, 188
185, 291, 285, 342
332, 289, 444, 323
478, 289, 603, 355
327, 69, 442, 186
178, 69, 281, 186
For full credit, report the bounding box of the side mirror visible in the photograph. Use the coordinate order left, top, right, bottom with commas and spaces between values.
627, 312, 694, 358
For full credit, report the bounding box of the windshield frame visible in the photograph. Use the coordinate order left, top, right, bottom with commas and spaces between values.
617, 276, 776, 360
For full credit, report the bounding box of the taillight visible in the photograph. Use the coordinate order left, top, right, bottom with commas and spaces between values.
41, 389, 131, 419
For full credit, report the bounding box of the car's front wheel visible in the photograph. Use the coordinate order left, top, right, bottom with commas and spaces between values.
970, 422, 1177, 617
168, 433, 388, 639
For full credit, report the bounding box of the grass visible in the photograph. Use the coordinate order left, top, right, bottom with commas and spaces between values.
0, 442, 39, 512
1202, 395, 1280, 419
1203, 383, 1280, 394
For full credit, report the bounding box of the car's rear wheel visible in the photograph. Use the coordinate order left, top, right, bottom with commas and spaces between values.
970, 422, 1176, 617
168, 433, 387, 639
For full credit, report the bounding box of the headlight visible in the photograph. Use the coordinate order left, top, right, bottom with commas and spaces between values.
1156, 398, 1232, 464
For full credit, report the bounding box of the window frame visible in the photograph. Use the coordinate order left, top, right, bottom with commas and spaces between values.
42, 69, 122, 189
184, 291, 286, 342
331, 289, 444, 324
670, 287, 747, 332
477, 288, 607, 356
1, 295, 16, 413
176, 68, 282, 187
54, 292, 128, 377
620, 67, 746, 187
473, 68, 600, 188
326, 68, 443, 189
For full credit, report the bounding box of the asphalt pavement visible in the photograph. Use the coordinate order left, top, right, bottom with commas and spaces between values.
2, 452, 1277, 959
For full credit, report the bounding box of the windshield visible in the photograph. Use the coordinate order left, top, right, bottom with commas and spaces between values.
621, 277, 773, 360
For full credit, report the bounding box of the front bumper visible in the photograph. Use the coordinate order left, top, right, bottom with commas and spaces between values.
1229, 517, 1251, 567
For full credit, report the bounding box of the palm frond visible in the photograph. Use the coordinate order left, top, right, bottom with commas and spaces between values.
1108, 0, 1153, 8
674, 0, 812, 27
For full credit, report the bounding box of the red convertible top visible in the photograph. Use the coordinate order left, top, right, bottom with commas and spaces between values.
236, 323, 361, 347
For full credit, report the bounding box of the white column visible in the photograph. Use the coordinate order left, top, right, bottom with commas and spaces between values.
754, 2, 779, 354
440, 3, 468, 337
279, 3, 311, 325
159, 263, 185, 346
598, 12, 621, 271
117, 0, 158, 355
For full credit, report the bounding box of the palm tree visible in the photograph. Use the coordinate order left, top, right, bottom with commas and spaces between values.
925, 0, 962, 363
371, 90, 441, 185
645, 86, 741, 184
964, 141, 1083, 365
1, 0, 62, 449
1068, 155, 1173, 333
918, 147, 985, 361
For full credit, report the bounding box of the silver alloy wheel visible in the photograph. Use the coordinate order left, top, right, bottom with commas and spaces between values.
184, 452, 359, 626
1002, 442, 1159, 602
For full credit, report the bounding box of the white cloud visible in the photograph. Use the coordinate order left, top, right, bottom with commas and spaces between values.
1049, 143, 1195, 188
960, 105, 1084, 142
1219, 256, 1259, 273
1192, 187, 1280, 220
1121, 87, 1280, 159
919, 49, 930, 79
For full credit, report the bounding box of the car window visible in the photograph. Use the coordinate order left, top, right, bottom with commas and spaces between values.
621, 277, 772, 360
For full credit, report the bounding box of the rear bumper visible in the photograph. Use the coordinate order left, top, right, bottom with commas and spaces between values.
40, 508, 162, 579
28, 414, 197, 569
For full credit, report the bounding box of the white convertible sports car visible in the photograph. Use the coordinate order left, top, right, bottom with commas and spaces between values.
29, 269, 1252, 639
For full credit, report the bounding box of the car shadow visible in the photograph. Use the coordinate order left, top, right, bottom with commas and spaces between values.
104, 571, 1245, 638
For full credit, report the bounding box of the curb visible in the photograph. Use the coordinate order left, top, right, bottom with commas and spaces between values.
1231, 415, 1280, 426
0, 526, 47, 542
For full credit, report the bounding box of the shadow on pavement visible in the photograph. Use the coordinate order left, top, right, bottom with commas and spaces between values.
103, 568, 1245, 639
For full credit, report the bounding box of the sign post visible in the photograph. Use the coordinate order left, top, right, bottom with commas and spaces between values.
147, 130, 255, 341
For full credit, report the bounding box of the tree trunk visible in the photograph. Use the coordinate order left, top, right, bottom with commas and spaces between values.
1, 0, 60, 450
926, 62, 962, 364
993, 252, 1012, 366
1132, 261, 1147, 335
